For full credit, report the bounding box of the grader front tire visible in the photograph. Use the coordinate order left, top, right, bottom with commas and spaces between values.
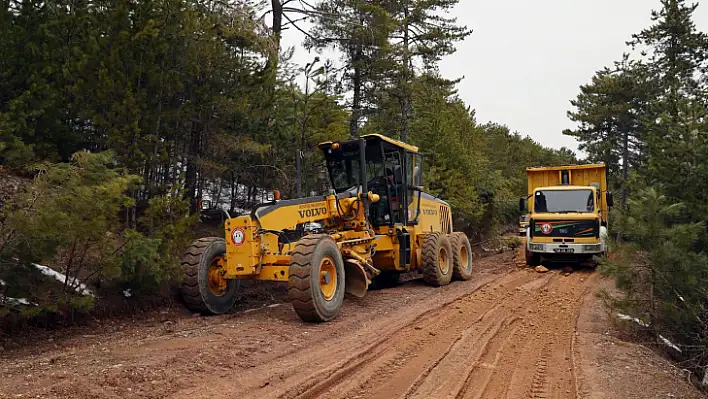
181, 237, 239, 315
421, 233, 453, 287
451, 232, 474, 281
288, 234, 346, 323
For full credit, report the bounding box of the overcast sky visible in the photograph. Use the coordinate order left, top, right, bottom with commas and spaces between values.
280, 0, 708, 156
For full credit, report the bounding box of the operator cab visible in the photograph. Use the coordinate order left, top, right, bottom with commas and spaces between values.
319, 134, 424, 229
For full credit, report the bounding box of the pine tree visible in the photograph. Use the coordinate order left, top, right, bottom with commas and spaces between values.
603, 187, 708, 364
563, 59, 656, 207
628, 0, 708, 215
305, 0, 395, 137
383, 0, 471, 141
628, 0, 708, 109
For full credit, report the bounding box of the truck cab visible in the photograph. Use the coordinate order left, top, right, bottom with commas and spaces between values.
521, 164, 612, 266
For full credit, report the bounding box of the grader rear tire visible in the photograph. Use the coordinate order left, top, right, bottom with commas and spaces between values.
288, 234, 346, 322
451, 232, 474, 281
181, 237, 239, 314
421, 233, 453, 287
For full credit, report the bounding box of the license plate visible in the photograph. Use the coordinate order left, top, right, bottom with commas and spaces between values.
554, 248, 575, 253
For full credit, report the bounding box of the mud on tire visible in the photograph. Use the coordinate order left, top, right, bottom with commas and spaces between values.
288, 234, 346, 322
421, 232, 453, 287
181, 237, 240, 314
450, 232, 474, 281
525, 246, 541, 267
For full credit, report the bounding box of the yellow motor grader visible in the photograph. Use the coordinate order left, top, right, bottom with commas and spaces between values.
181, 134, 473, 322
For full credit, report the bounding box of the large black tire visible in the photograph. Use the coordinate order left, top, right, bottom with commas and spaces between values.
288, 234, 346, 322
370, 272, 401, 290
421, 232, 453, 287
181, 237, 240, 314
525, 246, 541, 267
450, 232, 474, 281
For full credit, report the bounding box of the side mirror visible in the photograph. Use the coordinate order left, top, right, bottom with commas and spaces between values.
607, 192, 614, 208
199, 200, 212, 210
519, 197, 525, 212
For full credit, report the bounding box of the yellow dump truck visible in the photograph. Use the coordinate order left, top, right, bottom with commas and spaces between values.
519, 163, 613, 266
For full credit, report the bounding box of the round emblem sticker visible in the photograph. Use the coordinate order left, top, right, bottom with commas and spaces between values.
231, 228, 246, 246
540, 223, 553, 235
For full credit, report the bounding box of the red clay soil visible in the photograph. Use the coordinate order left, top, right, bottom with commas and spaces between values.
0, 251, 704, 399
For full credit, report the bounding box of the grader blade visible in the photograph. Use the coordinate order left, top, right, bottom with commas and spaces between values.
343, 259, 370, 298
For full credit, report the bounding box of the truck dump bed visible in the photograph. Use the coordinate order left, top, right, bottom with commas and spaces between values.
526, 163, 608, 218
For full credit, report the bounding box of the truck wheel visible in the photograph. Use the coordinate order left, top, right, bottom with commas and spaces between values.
524, 246, 541, 267
288, 234, 346, 322
450, 232, 474, 281
181, 237, 240, 315
421, 232, 453, 287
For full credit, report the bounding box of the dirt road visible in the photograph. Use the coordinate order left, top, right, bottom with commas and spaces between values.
0, 252, 703, 399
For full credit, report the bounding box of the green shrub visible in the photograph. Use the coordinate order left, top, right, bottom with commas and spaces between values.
601, 187, 708, 368
120, 188, 198, 290
0, 151, 196, 319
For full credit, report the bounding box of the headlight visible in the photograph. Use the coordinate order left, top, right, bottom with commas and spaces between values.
531, 244, 544, 251
583, 244, 601, 251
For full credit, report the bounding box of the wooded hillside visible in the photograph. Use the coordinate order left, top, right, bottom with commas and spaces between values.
0, 0, 575, 323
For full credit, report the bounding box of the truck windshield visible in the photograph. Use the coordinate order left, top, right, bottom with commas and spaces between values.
534, 189, 594, 213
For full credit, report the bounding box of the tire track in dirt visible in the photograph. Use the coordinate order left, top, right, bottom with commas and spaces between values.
269, 273, 534, 399
2, 253, 608, 399
166, 267, 512, 399
0, 252, 512, 399
274, 268, 598, 399
528, 347, 550, 398
404, 273, 555, 399
492, 269, 598, 399
282, 271, 545, 399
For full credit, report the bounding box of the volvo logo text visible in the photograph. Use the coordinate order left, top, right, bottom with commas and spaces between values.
299, 207, 328, 218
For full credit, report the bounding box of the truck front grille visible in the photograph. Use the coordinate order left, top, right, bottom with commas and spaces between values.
533, 220, 598, 238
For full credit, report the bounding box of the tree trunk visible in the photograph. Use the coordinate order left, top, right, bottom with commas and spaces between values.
230, 171, 237, 213
349, 45, 363, 138
270, 0, 283, 73
400, 4, 411, 143
185, 123, 201, 214
621, 129, 630, 208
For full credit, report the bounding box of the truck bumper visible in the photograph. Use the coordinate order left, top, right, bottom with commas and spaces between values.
527, 242, 603, 255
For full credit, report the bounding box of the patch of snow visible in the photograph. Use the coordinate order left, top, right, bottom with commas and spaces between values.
659, 335, 682, 353
32, 263, 94, 297
615, 313, 682, 353
122, 289, 132, 298
616, 313, 650, 328
0, 296, 37, 307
